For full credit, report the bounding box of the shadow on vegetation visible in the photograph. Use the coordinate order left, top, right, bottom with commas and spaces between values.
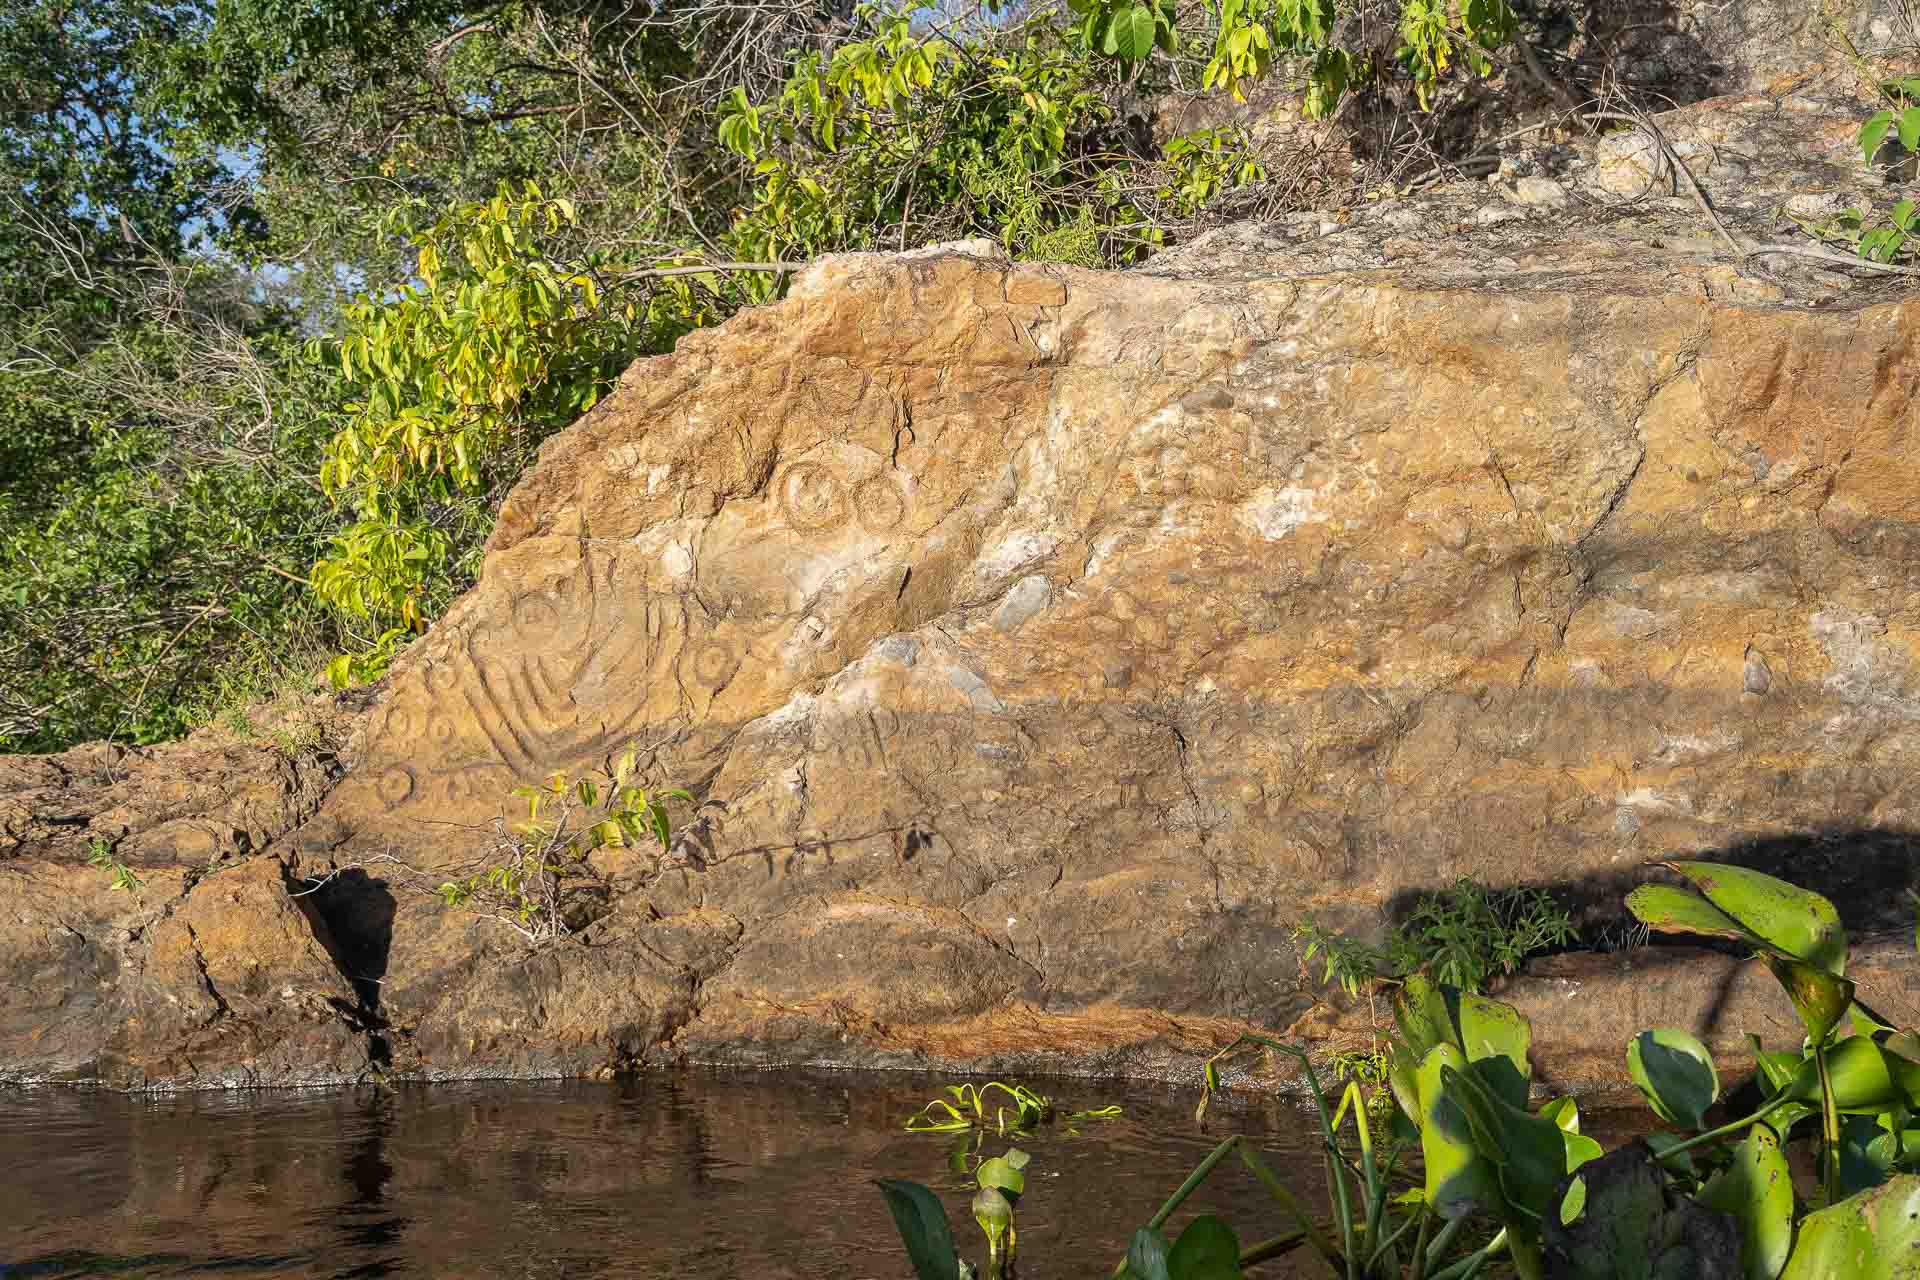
1383, 826, 1920, 961
1339, 0, 1725, 172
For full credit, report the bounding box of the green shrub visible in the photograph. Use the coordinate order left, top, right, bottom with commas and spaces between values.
428, 748, 690, 943
1293, 876, 1576, 997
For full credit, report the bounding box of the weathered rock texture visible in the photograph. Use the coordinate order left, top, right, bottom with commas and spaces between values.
0, 741, 367, 1085
11, 33, 1920, 1089
291, 212, 1920, 1088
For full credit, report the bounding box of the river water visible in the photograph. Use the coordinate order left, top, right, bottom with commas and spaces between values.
2, 1070, 1340, 1278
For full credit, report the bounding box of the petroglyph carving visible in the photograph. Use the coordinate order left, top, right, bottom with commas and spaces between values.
677, 609, 794, 692
851, 472, 910, 532
779, 462, 849, 532
373, 764, 417, 810
1133, 445, 1240, 502
776, 461, 915, 536
445, 546, 679, 773
803, 360, 870, 414
808, 706, 968, 779
434, 763, 520, 810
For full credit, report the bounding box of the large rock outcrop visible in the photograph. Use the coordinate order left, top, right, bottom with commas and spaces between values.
11, 35, 1920, 1089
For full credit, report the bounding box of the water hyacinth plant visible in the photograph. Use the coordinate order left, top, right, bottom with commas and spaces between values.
906, 1080, 1123, 1134
876, 860, 1920, 1279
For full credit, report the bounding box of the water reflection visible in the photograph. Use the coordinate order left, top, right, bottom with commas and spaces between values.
3, 1071, 1340, 1279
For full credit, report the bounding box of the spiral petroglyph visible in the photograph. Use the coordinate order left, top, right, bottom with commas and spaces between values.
803, 362, 869, 414
778, 462, 849, 532
850, 472, 911, 533
775, 460, 915, 536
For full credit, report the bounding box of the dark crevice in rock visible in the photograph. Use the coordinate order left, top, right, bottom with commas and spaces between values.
181, 924, 230, 1024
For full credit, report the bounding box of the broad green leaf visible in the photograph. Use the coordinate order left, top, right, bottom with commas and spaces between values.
1540, 1095, 1583, 1134
1565, 1130, 1604, 1174
971, 1185, 1012, 1247
1387, 1043, 1423, 1135
1901, 106, 1920, 154
1627, 884, 1763, 948
1882, 1033, 1920, 1107
1442, 1062, 1573, 1221
1696, 1125, 1793, 1280
976, 1155, 1025, 1201
874, 1179, 961, 1280
1167, 1215, 1241, 1280
1839, 1113, 1897, 1196
1394, 975, 1454, 1062
1392, 977, 1534, 1106
1764, 954, 1856, 1043
1628, 1029, 1720, 1129
1750, 1036, 1802, 1094
1458, 988, 1534, 1108
1779, 1174, 1920, 1279
1560, 1174, 1587, 1225
1125, 1225, 1173, 1280
1415, 1044, 1506, 1221
1003, 1147, 1031, 1171
1644, 1131, 1698, 1178
1540, 1097, 1605, 1171
1107, 3, 1157, 60
1667, 862, 1846, 975
1785, 1035, 1903, 1113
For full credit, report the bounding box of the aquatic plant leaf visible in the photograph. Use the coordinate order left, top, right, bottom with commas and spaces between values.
1667, 862, 1846, 975
1390, 976, 1533, 1108
1749, 1036, 1801, 1093
1779, 1174, 1920, 1279
907, 1099, 975, 1132
1627, 1029, 1720, 1129
1565, 1130, 1604, 1174
1414, 1044, 1506, 1221
1560, 1174, 1587, 1225
1542, 1141, 1742, 1280
875, 1178, 962, 1280
1441, 1062, 1571, 1221
1544, 1096, 1605, 1171
1883, 1029, 1920, 1065
1785, 1035, 1903, 1114
1540, 1095, 1582, 1134
1393, 975, 1454, 1061
1002, 1147, 1031, 1171
1626, 885, 1763, 948
1882, 1040, 1920, 1110
1458, 988, 1534, 1108
976, 1156, 1025, 1202
1838, 1114, 1896, 1197
1643, 1131, 1697, 1179
971, 1185, 1012, 1248
1166, 1215, 1241, 1280
1762, 955, 1855, 1044
1696, 1125, 1793, 1280
1125, 1225, 1173, 1280
1388, 1043, 1423, 1133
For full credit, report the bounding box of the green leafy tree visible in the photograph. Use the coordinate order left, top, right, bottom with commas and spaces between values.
308, 182, 736, 671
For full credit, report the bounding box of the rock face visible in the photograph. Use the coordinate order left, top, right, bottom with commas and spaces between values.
292, 207, 1920, 1085
11, 35, 1920, 1088
0, 742, 367, 1086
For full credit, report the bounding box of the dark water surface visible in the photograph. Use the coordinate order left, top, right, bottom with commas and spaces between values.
2, 1070, 1342, 1279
